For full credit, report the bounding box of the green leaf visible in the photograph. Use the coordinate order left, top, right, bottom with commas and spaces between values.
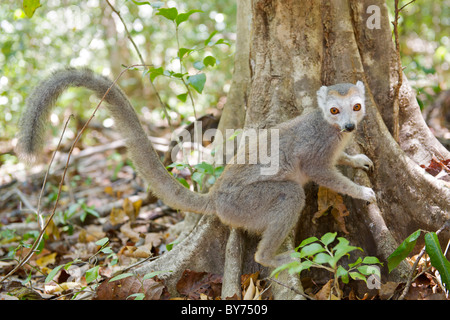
23, 0, 41, 18
289, 260, 314, 274
176, 93, 188, 102
127, 293, 145, 300
349, 272, 366, 281
348, 257, 362, 269
320, 232, 337, 246
147, 67, 164, 82
84, 206, 100, 218
166, 162, 191, 170
357, 265, 380, 278
424, 232, 450, 290
204, 31, 218, 46
101, 247, 113, 254
142, 270, 168, 280
95, 237, 109, 247
155, 7, 178, 21
387, 229, 421, 273
332, 237, 361, 258
64, 258, 81, 270
194, 162, 215, 174
176, 177, 190, 189
192, 171, 205, 187
214, 166, 224, 177
177, 48, 193, 60
85, 266, 100, 284
330, 237, 362, 268
211, 38, 231, 47
299, 243, 325, 258
203, 56, 217, 67
131, 0, 164, 8
187, 73, 206, 93
193, 61, 205, 70
362, 256, 382, 265
176, 9, 202, 26
296, 236, 319, 250
109, 273, 135, 282
45, 265, 64, 284
270, 261, 300, 278
313, 252, 332, 265
336, 266, 349, 283
166, 240, 179, 252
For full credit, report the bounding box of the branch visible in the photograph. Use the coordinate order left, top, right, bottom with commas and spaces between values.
105, 0, 175, 129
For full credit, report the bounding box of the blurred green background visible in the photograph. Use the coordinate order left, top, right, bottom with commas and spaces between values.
0, 0, 448, 146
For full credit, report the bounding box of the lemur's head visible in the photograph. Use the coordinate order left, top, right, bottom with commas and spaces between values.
316, 81, 366, 133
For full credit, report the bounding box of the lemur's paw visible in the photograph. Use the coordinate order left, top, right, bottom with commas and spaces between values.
361, 187, 376, 203
353, 154, 374, 171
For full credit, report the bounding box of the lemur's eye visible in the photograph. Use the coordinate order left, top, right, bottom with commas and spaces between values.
330, 107, 340, 115
353, 103, 361, 111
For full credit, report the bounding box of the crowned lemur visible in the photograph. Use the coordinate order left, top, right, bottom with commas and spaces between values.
17, 68, 376, 268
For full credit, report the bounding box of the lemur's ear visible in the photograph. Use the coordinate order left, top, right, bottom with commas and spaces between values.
316, 86, 328, 109
355, 81, 365, 96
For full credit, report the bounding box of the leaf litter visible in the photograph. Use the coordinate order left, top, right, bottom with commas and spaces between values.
1, 124, 448, 300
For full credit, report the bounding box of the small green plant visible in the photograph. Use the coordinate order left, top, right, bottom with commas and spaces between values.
167, 161, 223, 192
144, 5, 230, 118
109, 270, 170, 300
44, 237, 118, 298
271, 232, 382, 299
387, 229, 449, 291
53, 199, 100, 229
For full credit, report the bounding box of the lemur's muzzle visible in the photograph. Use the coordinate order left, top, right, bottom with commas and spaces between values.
343, 123, 355, 132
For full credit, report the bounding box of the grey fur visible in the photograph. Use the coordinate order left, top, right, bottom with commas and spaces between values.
17, 69, 375, 267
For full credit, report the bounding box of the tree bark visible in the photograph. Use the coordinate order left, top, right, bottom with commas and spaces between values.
134, 0, 449, 299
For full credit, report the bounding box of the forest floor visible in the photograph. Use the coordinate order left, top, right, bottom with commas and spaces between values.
0, 120, 448, 301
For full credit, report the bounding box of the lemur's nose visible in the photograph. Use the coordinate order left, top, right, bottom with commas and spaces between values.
344, 123, 355, 132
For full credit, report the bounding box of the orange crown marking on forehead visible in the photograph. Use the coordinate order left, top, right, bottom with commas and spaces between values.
328, 86, 359, 98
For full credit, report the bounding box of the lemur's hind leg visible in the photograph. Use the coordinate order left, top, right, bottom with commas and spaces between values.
253, 182, 305, 268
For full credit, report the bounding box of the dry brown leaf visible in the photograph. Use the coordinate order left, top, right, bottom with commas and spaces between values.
104, 186, 114, 196
133, 243, 153, 258
35, 252, 57, 268
123, 198, 141, 222
176, 269, 222, 300
379, 281, 400, 300
45, 282, 81, 294
45, 219, 61, 240
315, 279, 333, 300
241, 271, 259, 289
109, 207, 127, 226
95, 275, 167, 300
78, 225, 106, 243
243, 278, 256, 300
145, 233, 162, 247
331, 207, 349, 234
120, 222, 140, 243
313, 187, 350, 234
254, 286, 262, 300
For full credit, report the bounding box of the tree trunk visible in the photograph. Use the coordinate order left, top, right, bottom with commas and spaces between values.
134, 0, 450, 299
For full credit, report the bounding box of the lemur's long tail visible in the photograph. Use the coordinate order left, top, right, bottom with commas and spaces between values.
17, 68, 212, 214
